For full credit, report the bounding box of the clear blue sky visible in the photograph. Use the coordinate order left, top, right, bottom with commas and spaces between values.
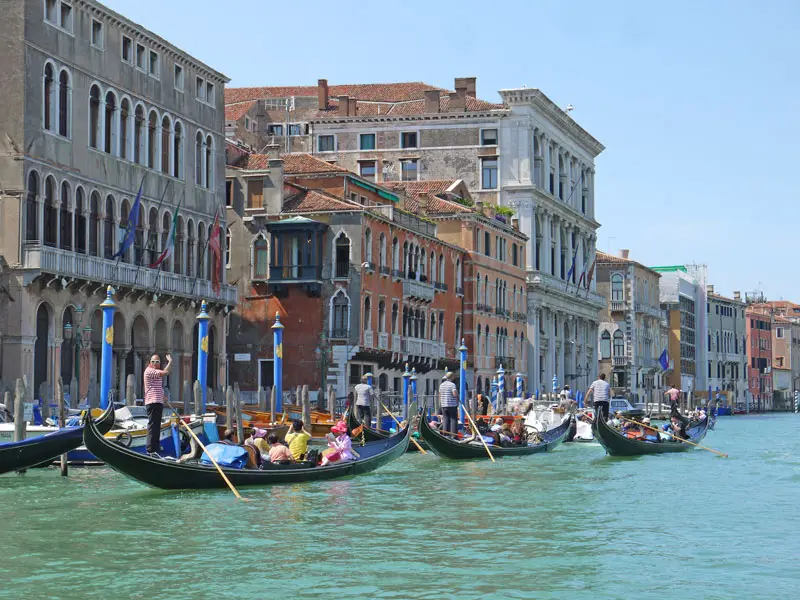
106, 0, 800, 301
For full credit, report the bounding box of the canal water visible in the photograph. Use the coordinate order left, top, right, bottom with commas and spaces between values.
1, 414, 798, 599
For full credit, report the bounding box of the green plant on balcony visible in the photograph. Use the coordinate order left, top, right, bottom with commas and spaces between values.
495, 205, 515, 218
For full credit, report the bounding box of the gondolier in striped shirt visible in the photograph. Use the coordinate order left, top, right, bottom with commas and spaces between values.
439, 371, 458, 435
585, 373, 610, 411
143, 354, 172, 457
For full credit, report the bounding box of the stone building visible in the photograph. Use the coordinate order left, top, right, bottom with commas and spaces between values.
753, 300, 800, 402
225, 152, 466, 402
596, 250, 668, 405
705, 288, 748, 409
0, 0, 235, 405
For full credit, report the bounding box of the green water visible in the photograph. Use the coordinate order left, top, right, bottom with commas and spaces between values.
1, 415, 798, 600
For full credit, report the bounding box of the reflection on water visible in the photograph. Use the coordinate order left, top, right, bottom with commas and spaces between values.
1, 415, 799, 599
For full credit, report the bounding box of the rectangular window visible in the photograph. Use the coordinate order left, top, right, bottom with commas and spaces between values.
196, 76, 206, 101
225, 180, 233, 207
45, 0, 57, 23
206, 81, 215, 105
135, 43, 146, 70
481, 129, 498, 145
481, 157, 498, 189
244, 116, 250, 130
60, 1, 73, 32
484, 231, 491, 257
360, 133, 376, 150
318, 135, 335, 152
121, 35, 132, 63
288, 123, 302, 136
267, 124, 283, 136
174, 64, 184, 90
359, 161, 377, 182
400, 159, 418, 181
512, 244, 518, 266
400, 132, 418, 149
149, 50, 160, 78
91, 19, 104, 49
776, 327, 785, 339
247, 178, 263, 209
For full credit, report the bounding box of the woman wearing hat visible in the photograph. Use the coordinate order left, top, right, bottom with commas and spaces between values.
321, 421, 361, 466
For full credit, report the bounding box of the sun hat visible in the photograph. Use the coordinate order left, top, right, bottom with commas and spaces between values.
253, 428, 268, 439
442, 371, 454, 380
331, 421, 348, 435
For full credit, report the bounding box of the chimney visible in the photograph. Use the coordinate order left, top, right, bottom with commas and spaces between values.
734, 291, 741, 302
455, 77, 477, 98
707, 284, 715, 295
348, 97, 358, 116
424, 90, 440, 113
619, 249, 630, 259
338, 95, 350, 116
449, 90, 466, 112
317, 79, 329, 110
265, 158, 285, 215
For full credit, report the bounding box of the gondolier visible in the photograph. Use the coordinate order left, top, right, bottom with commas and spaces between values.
353, 374, 375, 426
585, 373, 610, 409
144, 354, 173, 457
439, 371, 458, 435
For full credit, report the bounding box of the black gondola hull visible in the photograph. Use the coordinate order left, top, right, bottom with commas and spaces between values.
345, 407, 429, 452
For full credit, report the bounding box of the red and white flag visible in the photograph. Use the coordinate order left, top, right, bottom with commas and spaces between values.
149, 207, 178, 269
209, 209, 221, 294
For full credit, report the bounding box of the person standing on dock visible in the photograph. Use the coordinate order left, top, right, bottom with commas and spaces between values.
143, 354, 172, 457
439, 371, 458, 435
353, 374, 375, 426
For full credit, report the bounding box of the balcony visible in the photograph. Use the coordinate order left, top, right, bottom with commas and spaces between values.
379, 266, 390, 276
401, 337, 448, 358
514, 311, 528, 322
476, 303, 489, 313
391, 268, 403, 280
363, 330, 374, 348
634, 302, 663, 319
330, 328, 349, 339
610, 300, 627, 312
456, 285, 464, 296
527, 270, 606, 309
403, 279, 435, 302
378, 332, 389, 350
391, 334, 401, 352
434, 282, 448, 292
612, 356, 627, 367
269, 263, 323, 283
22, 245, 237, 305
494, 356, 515, 370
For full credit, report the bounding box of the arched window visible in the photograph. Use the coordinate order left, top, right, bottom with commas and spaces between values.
611, 274, 624, 301
161, 115, 171, 173
430, 313, 436, 341
173, 121, 183, 178
391, 302, 398, 334
148, 207, 159, 266
378, 233, 386, 270
252, 234, 268, 279
134, 104, 145, 164
147, 110, 158, 168
205, 134, 213, 188
58, 69, 70, 137
364, 228, 372, 265
44, 63, 55, 131
613, 330, 625, 357
104, 91, 116, 154
25, 171, 39, 242
225, 227, 232, 268
186, 219, 195, 277
119, 199, 131, 262
103, 195, 115, 258
477, 326, 482, 360
429, 252, 435, 283
133, 202, 144, 264
174, 216, 184, 274
378, 300, 386, 333
440, 253, 445, 285
43, 176, 57, 247
119, 98, 130, 159
420, 249, 426, 278
335, 232, 350, 278
89, 191, 100, 256
331, 291, 350, 337
75, 187, 86, 254
455, 316, 461, 347
392, 237, 399, 272
59, 181, 71, 250
196, 222, 206, 277
160, 212, 172, 270
89, 84, 101, 148
195, 131, 203, 185
363, 296, 372, 331
378, 373, 388, 392
439, 311, 444, 341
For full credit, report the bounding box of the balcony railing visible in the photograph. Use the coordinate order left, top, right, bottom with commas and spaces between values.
401, 337, 448, 358
269, 263, 323, 282
612, 356, 627, 366
363, 330, 374, 348
456, 285, 464, 296
476, 303, 489, 313
22, 244, 237, 304
391, 334, 401, 352
434, 282, 448, 292
494, 356, 515, 370
379, 266, 390, 276
334, 261, 349, 279
391, 268, 403, 280
610, 300, 626, 312
330, 328, 349, 339
527, 270, 606, 308
402, 279, 435, 302
378, 332, 389, 350
514, 311, 527, 322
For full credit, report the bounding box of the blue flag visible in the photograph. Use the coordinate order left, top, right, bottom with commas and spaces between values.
112, 181, 143, 259
658, 349, 670, 371
566, 246, 578, 286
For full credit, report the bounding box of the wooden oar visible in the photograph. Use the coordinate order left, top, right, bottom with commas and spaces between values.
460, 403, 495, 462
380, 402, 427, 454
623, 417, 728, 458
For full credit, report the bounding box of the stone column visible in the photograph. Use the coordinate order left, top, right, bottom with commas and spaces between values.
542, 212, 551, 275
554, 219, 562, 279
543, 136, 551, 194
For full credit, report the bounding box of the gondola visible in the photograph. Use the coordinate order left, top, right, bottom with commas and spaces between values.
418, 411, 571, 459
82, 403, 415, 490
592, 401, 710, 457
0, 407, 115, 476
345, 407, 429, 452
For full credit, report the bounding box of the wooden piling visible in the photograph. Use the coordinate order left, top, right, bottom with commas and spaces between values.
225, 385, 233, 432
126, 374, 136, 406
327, 384, 335, 417
376, 392, 383, 431
39, 382, 50, 423
182, 380, 190, 414
56, 378, 68, 476
193, 381, 201, 416
231, 386, 243, 444
301, 385, 311, 430
69, 378, 78, 408
3, 390, 12, 417
14, 379, 27, 474
258, 387, 267, 411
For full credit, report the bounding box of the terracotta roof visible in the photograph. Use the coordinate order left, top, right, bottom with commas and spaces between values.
385, 181, 472, 215
708, 291, 745, 304
230, 153, 272, 170
313, 95, 503, 118
283, 189, 361, 213
225, 101, 256, 122
281, 153, 350, 175
225, 82, 446, 105
596, 250, 660, 275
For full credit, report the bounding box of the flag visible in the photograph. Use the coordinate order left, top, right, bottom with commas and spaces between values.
658, 349, 670, 371
150, 204, 179, 268
584, 258, 596, 289
209, 209, 221, 294
566, 246, 578, 286
112, 181, 143, 259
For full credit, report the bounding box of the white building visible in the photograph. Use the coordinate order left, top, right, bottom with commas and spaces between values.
498, 88, 606, 396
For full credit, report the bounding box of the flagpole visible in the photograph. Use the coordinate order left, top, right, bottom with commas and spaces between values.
148, 193, 183, 297
132, 180, 171, 291
190, 200, 224, 300
112, 173, 147, 281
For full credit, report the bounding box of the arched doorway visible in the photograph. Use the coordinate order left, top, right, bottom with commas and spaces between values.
171, 320, 185, 404
34, 304, 51, 400
60, 306, 74, 386
129, 315, 150, 398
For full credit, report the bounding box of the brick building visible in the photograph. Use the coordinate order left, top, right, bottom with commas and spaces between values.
745, 306, 773, 411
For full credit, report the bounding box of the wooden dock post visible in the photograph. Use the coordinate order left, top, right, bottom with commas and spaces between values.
126, 374, 136, 406
258, 387, 267, 411
327, 384, 335, 418
301, 385, 311, 430
193, 381, 202, 416
3, 390, 12, 418
225, 385, 234, 433
182, 381, 190, 414
14, 379, 27, 474
39, 382, 49, 423
56, 377, 68, 476
269, 385, 276, 424
376, 391, 383, 431
231, 386, 244, 444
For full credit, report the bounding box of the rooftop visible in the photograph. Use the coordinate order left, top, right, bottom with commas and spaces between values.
597, 251, 660, 276
225, 82, 447, 105
225, 101, 257, 122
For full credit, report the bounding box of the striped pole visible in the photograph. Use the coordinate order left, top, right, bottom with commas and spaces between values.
402, 363, 411, 419
552, 374, 558, 400
515, 373, 523, 399
196, 299, 210, 413
497, 364, 505, 413
272, 312, 284, 414
410, 368, 418, 407
99, 286, 117, 410
490, 377, 498, 411
459, 339, 467, 424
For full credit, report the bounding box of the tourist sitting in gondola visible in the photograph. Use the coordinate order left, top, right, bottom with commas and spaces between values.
638, 417, 661, 442
218, 429, 237, 446
285, 419, 312, 461
498, 423, 514, 446
609, 411, 622, 428
321, 421, 360, 466
510, 419, 525, 444
667, 416, 688, 441
490, 417, 504, 432
267, 433, 294, 464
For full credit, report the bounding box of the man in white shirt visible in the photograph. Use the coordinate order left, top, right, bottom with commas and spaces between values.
353, 374, 375, 426
585, 373, 611, 407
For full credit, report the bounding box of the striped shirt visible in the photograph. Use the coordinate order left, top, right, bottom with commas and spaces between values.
354, 383, 374, 407
439, 381, 458, 408
588, 379, 610, 403
143, 366, 166, 405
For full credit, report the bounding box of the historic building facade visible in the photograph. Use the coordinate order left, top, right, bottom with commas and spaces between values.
596, 250, 668, 405
0, 0, 234, 405
706, 288, 748, 409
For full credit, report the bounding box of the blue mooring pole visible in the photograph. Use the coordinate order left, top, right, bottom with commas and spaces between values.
99, 286, 117, 410
459, 339, 467, 424
272, 312, 284, 414
196, 300, 210, 413
402, 364, 411, 419
497, 364, 506, 413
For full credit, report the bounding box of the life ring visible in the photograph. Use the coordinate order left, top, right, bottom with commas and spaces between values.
115, 431, 132, 447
